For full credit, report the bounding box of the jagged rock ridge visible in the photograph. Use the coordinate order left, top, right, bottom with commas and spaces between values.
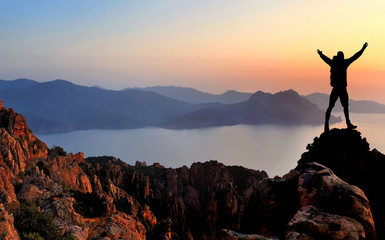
0, 99, 383, 240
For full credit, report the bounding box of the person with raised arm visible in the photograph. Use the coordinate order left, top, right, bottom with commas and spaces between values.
317, 42, 368, 132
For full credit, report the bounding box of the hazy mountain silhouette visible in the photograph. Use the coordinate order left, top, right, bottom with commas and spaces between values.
1, 79, 216, 133
305, 92, 385, 113
134, 86, 253, 104
164, 89, 340, 128
0, 78, 39, 91
1, 79, 340, 133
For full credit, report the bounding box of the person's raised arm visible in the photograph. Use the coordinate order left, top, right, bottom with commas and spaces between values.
317, 49, 332, 66
347, 42, 368, 65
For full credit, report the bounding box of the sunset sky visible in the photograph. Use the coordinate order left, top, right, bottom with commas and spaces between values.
2, 1, 385, 102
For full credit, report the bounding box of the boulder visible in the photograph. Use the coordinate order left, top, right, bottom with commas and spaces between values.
287, 205, 365, 240
41, 196, 84, 227
297, 162, 376, 240
96, 212, 146, 240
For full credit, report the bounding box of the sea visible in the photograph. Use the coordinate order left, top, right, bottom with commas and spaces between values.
37, 113, 385, 177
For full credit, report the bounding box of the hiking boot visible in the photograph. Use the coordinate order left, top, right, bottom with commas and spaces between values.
347, 122, 357, 130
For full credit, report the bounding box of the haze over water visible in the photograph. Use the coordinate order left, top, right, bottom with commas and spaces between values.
38, 112, 385, 177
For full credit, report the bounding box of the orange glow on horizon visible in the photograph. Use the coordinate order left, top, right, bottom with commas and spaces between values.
2, 0, 385, 102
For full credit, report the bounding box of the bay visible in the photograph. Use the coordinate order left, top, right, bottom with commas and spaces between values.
37, 113, 385, 177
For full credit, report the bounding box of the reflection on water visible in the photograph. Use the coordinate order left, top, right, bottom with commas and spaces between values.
37, 113, 385, 177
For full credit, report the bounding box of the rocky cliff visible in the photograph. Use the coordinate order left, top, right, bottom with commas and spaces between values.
296, 128, 385, 239
0, 99, 384, 240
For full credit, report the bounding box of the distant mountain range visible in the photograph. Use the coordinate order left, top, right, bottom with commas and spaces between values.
132, 86, 252, 104
132, 86, 385, 114
0, 79, 216, 133
1, 79, 340, 133
304, 92, 385, 113
0, 78, 39, 91
164, 90, 338, 128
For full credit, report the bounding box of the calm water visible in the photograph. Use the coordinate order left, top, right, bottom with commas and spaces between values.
37, 113, 385, 177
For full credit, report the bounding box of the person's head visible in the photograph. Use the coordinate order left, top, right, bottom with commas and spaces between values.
337, 51, 344, 59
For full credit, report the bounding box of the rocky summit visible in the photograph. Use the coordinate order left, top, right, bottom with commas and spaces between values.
0, 99, 384, 240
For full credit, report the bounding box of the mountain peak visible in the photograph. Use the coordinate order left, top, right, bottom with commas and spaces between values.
249, 90, 271, 98
224, 90, 237, 93
137, 86, 253, 104
50, 79, 74, 85
249, 90, 301, 102
275, 89, 300, 97
0, 78, 39, 92
297, 128, 370, 174
0, 101, 48, 174
222, 89, 245, 95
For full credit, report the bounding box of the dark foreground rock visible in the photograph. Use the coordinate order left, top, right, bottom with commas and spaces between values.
0, 100, 383, 240
298, 128, 385, 238
240, 161, 375, 240
287, 205, 365, 240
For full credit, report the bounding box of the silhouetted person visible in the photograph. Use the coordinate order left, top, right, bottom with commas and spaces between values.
317, 42, 368, 132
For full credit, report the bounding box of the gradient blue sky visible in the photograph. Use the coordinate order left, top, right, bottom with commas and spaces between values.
2, 1, 385, 102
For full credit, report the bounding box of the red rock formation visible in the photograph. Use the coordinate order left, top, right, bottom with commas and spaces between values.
0, 105, 48, 162
141, 205, 157, 231
0, 128, 29, 174
0, 105, 48, 175
42, 196, 84, 226
95, 212, 146, 240
92, 175, 103, 194
0, 101, 47, 210
107, 179, 142, 217
0, 204, 20, 240
45, 153, 92, 193
17, 167, 63, 201
0, 101, 154, 239
0, 166, 17, 206
128, 161, 268, 239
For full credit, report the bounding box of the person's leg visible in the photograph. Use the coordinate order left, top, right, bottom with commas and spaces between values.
340, 88, 356, 129
325, 88, 338, 132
